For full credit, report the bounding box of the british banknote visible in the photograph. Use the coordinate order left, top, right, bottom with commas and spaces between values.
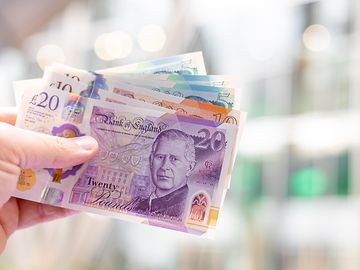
114, 79, 239, 109
14, 76, 242, 192
17, 73, 243, 128
97, 51, 207, 75
14, 85, 238, 235
43, 51, 206, 94
108, 74, 236, 87
44, 65, 224, 107
42, 70, 241, 124
14, 78, 175, 114
43, 67, 238, 112
109, 78, 237, 108
95, 73, 239, 108
42, 70, 245, 188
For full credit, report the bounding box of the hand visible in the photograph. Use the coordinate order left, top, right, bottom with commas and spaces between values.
0, 107, 98, 254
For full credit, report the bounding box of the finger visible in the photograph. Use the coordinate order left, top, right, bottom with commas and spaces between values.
0, 123, 98, 169
0, 165, 20, 206
0, 107, 17, 125
16, 199, 78, 229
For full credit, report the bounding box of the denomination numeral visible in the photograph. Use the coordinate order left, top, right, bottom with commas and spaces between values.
50, 81, 73, 93
195, 128, 226, 151
212, 113, 238, 125
30, 92, 60, 111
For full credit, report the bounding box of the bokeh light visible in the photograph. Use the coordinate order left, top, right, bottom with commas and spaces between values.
303, 24, 331, 52
94, 31, 133, 61
36, 44, 65, 69
137, 24, 167, 52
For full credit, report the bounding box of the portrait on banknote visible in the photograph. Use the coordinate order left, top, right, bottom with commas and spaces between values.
132, 129, 196, 219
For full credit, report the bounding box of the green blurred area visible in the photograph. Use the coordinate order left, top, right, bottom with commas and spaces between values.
290, 168, 328, 197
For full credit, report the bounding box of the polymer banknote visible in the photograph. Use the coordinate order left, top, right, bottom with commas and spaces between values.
43, 51, 207, 94
44, 64, 226, 107
14, 85, 237, 235
14, 78, 175, 114
97, 51, 207, 75
112, 79, 239, 109
14, 76, 241, 192
40, 71, 239, 124
107, 74, 237, 87
42, 69, 245, 189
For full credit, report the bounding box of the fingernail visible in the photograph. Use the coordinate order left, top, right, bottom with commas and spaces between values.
73, 136, 98, 151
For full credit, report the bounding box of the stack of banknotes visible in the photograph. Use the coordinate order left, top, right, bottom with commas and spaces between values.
12, 52, 246, 236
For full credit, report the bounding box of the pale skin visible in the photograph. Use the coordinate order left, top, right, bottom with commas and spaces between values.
150, 138, 194, 198
0, 107, 98, 255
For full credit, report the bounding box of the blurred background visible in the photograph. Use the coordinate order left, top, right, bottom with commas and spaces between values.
1, 0, 360, 269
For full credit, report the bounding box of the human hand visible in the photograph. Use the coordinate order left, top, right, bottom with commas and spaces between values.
0, 107, 98, 254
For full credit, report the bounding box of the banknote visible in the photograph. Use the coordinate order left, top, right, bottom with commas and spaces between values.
17, 73, 239, 127
102, 75, 235, 108
15, 75, 243, 191
109, 74, 237, 87
42, 70, 242, 125
14, 85, 237, 235
104, 79, 220, 105
97, 51, 207, 75
113, 79, 239, 109
43, 65, 96, 95
44, 51, 206, 92
110, 82, 242, 125
97, 73, 239, 107
162, 74, 236, 87
44, 65, 221, 106
16, 76, 243, 193
13, 78, 175, 114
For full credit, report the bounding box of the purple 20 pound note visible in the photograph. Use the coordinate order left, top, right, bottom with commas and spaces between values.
69, 106, 235, 234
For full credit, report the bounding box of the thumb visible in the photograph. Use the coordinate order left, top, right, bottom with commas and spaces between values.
0, 123, 98, 169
